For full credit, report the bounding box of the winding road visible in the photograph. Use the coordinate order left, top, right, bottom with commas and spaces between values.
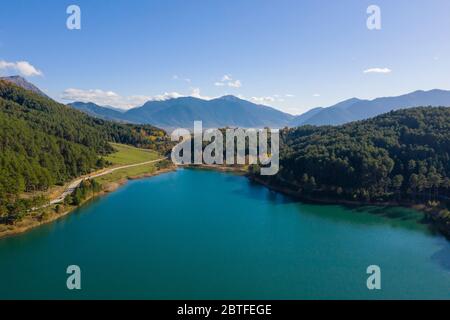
49, 158, 166, 205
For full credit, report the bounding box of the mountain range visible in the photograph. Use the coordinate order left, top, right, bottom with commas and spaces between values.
70, 95, 295, 129
71, 89, 450, 129
291, 90, 450, 126
4, 76, 450, 129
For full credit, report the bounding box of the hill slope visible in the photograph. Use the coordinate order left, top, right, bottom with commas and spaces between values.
0, 80, 170, 223
0, 75, 49, 98
70, 101, 128, 122
256, 107, 450, 208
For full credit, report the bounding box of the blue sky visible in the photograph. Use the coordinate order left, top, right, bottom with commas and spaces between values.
0, 0, 449, 114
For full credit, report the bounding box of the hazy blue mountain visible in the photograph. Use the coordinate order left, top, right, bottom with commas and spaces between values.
292, 90, 450, 126
289, 107, 324, 126
290, 98, 363, 126
69, 101, 129, 122
329, 97, 362, 110
102, 105, 126, 113
70, 95, 294, 129
346, 89, 450, 121
126, 95, 294, 129
0, 75, 48, 98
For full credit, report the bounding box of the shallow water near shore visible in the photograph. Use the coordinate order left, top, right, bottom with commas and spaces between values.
1, 169, 450, 299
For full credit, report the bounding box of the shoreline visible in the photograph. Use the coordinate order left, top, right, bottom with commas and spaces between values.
2, 163, 448, 240
0, 166, 175, 240
180, 163, 247, 174
249, 175, 450, 238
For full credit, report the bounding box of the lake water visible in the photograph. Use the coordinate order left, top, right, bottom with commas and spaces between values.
1, 169, 450, 299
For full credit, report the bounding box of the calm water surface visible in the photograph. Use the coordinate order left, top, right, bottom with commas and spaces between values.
1, 169, 450, 299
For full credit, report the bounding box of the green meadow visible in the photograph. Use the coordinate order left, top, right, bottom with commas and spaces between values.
106, 143, 161, 166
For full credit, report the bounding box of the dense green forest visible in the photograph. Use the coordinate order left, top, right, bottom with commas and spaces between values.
253, 107, 450, 211
65, 179, 102, 206
0, 80, 171, 223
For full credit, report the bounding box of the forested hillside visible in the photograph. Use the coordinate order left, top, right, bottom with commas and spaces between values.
255, 107, 450, 208
0, 80, 171, 223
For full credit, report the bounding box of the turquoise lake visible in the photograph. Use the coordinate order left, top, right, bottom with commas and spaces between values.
1, 169, 450, 299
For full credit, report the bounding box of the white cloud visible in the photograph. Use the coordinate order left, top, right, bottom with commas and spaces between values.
215, 75, 242, 88
189, 88, 212, 100
0, 60, 42, 77
228, 80, 242, 88
313, 93, 320, 97
152, 92, 184, 101
61, 88, 152, 109
363, 67, 392, 74
246, 93, 294, 106
250, 96, 276, 105
173, 75, 191, 83
61, 87, 214, 109
222, 74, 232, 82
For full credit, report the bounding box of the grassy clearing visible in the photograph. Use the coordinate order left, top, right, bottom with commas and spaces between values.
106, 143, 160, 166
95, 163, 158, 185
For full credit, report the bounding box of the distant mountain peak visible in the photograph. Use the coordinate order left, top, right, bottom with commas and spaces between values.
217, 95, 243, 102
344, 97, 362, 103
0, 75, 48, 98
3, 75, 25, 81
